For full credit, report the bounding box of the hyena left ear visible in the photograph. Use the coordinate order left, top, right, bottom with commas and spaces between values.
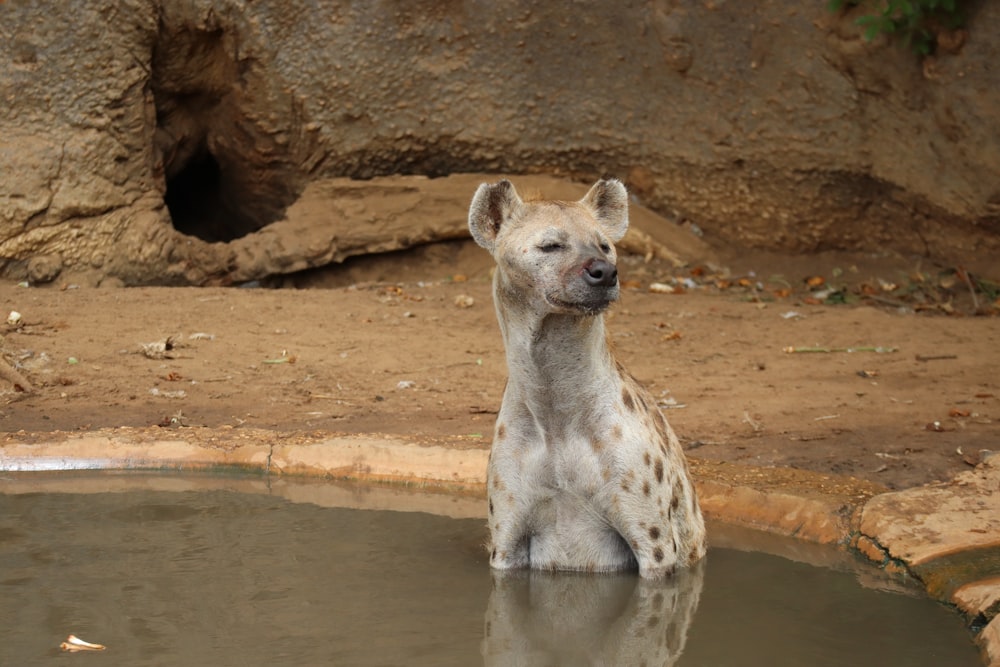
580, 179, 629, 242
468, 179, 524, 253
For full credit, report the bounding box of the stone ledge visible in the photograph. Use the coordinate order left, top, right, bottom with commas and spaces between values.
858, 459, 1000, 568
1, 427, 491, 491
689, 458, 883, 546
956, 577, 1000, 621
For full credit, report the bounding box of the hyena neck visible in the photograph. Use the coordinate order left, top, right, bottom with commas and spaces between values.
496, 292, 617, 427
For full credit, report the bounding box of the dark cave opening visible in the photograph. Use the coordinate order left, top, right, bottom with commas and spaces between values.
164, 148, 235, 243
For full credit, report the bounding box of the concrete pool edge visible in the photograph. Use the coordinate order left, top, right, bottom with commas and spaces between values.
2, 426, 998, 665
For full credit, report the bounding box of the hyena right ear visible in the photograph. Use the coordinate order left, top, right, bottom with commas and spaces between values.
580, 178, 629, 242
468, 179, 523, 252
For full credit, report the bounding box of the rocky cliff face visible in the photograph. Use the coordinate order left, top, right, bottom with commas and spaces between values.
1, 0, 997, 285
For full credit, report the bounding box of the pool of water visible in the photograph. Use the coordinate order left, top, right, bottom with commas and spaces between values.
0, 474, 981, 666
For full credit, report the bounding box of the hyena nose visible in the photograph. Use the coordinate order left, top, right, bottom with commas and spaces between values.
583, 258, 618, 287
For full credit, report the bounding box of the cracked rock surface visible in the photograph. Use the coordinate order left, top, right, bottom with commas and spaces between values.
2, 1, 999, 285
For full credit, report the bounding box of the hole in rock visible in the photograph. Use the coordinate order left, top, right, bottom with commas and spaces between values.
163, 149, 233, 243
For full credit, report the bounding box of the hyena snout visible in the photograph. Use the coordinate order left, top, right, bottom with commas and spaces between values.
582, 258, 618, 288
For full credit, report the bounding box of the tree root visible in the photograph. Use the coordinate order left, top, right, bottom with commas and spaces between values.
0, 356, 34, 393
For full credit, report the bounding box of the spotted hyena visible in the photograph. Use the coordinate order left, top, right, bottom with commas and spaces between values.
468, 178, 706, 579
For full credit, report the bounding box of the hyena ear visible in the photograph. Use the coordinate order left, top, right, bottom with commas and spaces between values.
468, 179, 523, 252
580, 179, 629, 242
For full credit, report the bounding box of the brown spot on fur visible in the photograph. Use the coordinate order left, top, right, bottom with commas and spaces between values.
654, 458, 664, 483
643, 481, 651, 496
643, 452, 651, 466
622, 387, 635, 411
493, 476, 504, 490
673, 478, 685, 503
649, 526, 661, 540
591, 436, 605, 453
689, 547, 700, 563
621, 478, 630, 492
489, 500, 494, 515
602, 466, 612, 481
496, 423, 506, 440
612, 424, 623, 440
653, 546, 664, 562
671, 495, 680, 511
655, 414, 671, 446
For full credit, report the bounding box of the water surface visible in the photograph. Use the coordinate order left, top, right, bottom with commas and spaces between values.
0, 477, 980, 666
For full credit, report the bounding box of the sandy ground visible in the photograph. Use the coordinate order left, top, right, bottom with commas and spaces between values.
2, 240, 998, 492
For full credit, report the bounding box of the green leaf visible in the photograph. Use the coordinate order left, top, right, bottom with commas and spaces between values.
831, 0, 967, 55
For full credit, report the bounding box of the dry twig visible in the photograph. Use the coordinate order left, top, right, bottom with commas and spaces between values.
915, 354, 958, 362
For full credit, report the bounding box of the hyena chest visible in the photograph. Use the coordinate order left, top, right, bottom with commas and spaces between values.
532, 433, 610, 494
520, 434, 619, 521
523, 437, 634, 571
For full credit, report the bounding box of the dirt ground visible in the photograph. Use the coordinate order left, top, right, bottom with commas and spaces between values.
2, 237, 998, 492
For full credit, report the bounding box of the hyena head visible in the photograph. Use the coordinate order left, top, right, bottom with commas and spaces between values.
468, 179, 629, 315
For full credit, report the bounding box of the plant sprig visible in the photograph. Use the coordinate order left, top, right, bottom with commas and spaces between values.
827, 0, 966, 55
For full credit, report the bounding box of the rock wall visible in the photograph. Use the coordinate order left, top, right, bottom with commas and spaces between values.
0, 0, 997, 285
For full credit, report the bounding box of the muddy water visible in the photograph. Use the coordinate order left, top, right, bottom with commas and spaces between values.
0, 483, 981, 666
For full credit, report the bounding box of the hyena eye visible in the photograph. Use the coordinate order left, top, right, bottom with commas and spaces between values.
599, 242, 611, 254
538, 242, 565, 253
